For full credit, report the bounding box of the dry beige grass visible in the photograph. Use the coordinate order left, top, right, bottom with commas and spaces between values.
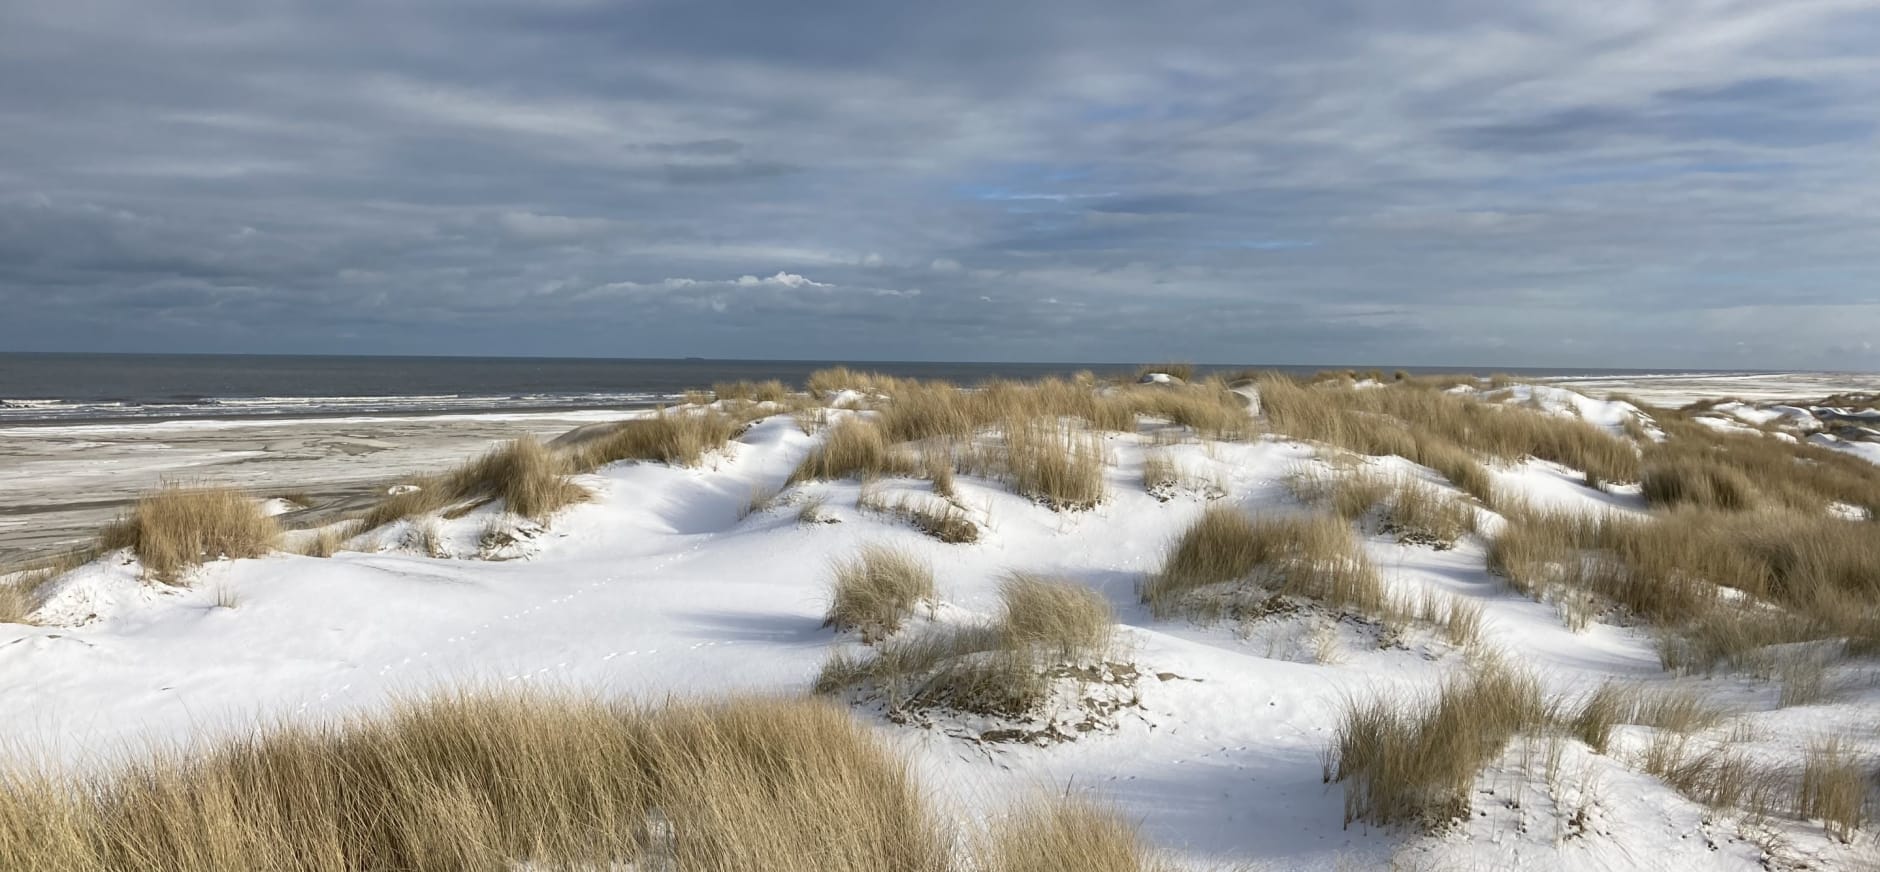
791, 417, 911, 483
297, 523, 354, 559
1256, 375, 1640, 487
0, 548, 96, 624
1799, 736, 1870, 842
1142, 450, 1179, 496
1004, 418, 1106, 510
817, 570, 1116, 719
824, 545, 936, 641
796, 494, 832, 525
711, 379, 791, 403
0, 691, 961, 872
1490, 503, 1880, 666
1298, 469, 1476, 548
999, 573, 1115, 659
815, 625, 1045, 718
925, 446, 958, 499
1640, 453, 1758, 510
1325, 660, 1551, 827
1638, 733, 1786, 818
453, 435, 590, 521
566, 409, 743, 472
1650, 413, 1880, 516
1142, 506, 1383, 621
976, 797, 1171, 872
364, 435, 593, 530
1568, 683, 1725, 754
1129, 386, 1252, 441
98, 486, 281, 584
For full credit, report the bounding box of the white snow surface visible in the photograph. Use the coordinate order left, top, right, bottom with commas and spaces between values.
4, 396, 1878, 869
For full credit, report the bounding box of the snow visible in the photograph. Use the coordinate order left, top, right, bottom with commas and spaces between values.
3, 385, 1877, 870
1809, 433, 1880, 466
1487, 384, 1660, 440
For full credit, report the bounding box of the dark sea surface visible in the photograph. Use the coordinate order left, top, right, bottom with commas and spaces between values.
0, 353, 1754, 425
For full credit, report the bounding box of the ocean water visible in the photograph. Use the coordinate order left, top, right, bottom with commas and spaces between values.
0, 353, 1734, 425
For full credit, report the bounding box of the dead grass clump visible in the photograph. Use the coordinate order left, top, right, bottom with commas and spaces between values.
817, 572, 1116, 719
1652, 414, 1880, 516
450, 435, 590, 522
899, 498, 980, 544
1494, 502, 1880, 666
1640, 454, 1757, 510
924, 447, 958, 499
976, 797, 1171, 872
1325, 661, 1551, 827
1798, 736, 1870, 842
0, 691, 956, 872
1142, 450, 1179, 496
877, 380, 982, 443
298, 523, 354, 558
566, 409, 742, 471
1255, 375, 1640, 485
712, 379, 791, 403
999, 573, 1114, 659
98, 485, 281, 584
1638, 734, 1785, 817
1415, 438, 1497, 505
1130, 387, 1252, 441
791, 417, 910, 484
1142, 507, 1382, 621
1382, 478, 1478, 548
1005, 418, 1106, 510
0, 549, 96, 623
1301, 469, 1475, 548
814, 626, 1046, 718
1569, 683, 1726, 754
825, 545, 936, 640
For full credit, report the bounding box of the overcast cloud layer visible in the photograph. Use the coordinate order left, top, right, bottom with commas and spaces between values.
3, 1, 1878, 368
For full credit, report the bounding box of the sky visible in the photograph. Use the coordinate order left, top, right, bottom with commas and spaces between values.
2, 1, 1878, 369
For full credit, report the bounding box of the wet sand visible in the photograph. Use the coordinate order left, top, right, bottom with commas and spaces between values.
0, 409, 638, 566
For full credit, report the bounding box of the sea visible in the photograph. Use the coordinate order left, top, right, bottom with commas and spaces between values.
0, 353, 1750, 426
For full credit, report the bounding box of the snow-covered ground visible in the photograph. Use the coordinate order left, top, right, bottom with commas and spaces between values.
3, 382, 1878, 870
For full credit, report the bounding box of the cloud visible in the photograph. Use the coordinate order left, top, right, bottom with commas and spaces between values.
1, 0, 1878, 368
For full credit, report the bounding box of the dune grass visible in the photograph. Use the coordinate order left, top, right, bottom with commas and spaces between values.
999, 573, 1115, 659
1489, 503, 1880, 666
711, 379, 791, 403
1640, 453, 1758, 510
1568, 683, 1726, 755
364, 436, 589, 530
816, 573, 1115, 719
98, 485, 281, 584
0, 691, 971, 872
977, 797, 1173, 872
566, 409, 744, 472
1004, 418, 1107, 510
824, 545, 936, 641
1297, 468, 1476, 548
791, 417, 914, 484
1799, 736, 1870, 842
1324, 660, 1551, 827
1256, 375, 1640, 488
1141, 506, 1383, 621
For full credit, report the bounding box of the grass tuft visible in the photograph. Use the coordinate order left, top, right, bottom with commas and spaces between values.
999, 573, 1115, 660
0, 691, 958, 872
825, 545, 936, 641
1142, 506, 1382, 621
1325, 660, 1551, 827
98, 485, 281, 584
